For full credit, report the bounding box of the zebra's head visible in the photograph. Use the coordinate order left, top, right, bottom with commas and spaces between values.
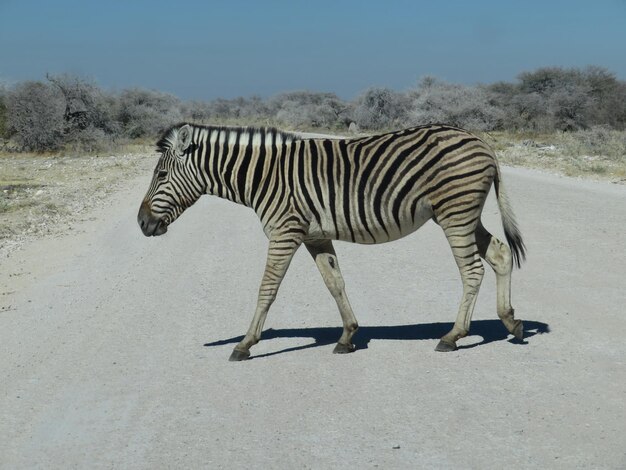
138, 124, 205, 237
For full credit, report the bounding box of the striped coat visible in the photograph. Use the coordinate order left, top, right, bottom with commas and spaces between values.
138, 123, 526, 360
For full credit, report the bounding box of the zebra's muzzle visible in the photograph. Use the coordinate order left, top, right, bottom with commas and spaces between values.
138, 201, 168, 237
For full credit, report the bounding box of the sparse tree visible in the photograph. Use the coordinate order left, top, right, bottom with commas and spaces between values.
517, 67, 583, 96
611, 82, 626, 130
486, 66, 626, 132
581, 66, 626, 129
0, 84, 8, 139
4, 65, 625, 152
46, 73, 118, 149
353, 87, 409, 130
238, 95, 270, 121
511, 92, 548, 131
269, 91, 349, 129
7, 81, 66, 151
116, 88, 182, 138
512, 66, 619, 131
204, 98, 234, 121
409, 77, 503, 131
182, 100, 214, 123
548, 83, 592, 131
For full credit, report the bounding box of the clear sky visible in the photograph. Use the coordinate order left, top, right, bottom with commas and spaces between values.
1, 0, 625, 100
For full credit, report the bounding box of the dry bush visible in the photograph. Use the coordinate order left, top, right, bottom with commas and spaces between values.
269, 91, 350, 129
4, 75, 123, 152
4, 66, 625, 154
558, 127, 626, 161
409, 77, 503, 131
116, 88, 183, 138
46, 74, 120, 151
181, 100, 213, 123
490, 66, 626, 132
0, 86, 8, 139
353, 87, 408, 130
6, 81, 66, 151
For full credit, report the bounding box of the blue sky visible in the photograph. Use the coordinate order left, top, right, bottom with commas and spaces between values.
1, 0, 625, 100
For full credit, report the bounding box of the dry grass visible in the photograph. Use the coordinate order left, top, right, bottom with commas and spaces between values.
0, 149, 155, 256
480, 129, 626, 182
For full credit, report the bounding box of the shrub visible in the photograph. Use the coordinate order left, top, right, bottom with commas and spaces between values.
517, 67, 583, 95
4, 65, 625, 152
409, 77, 503, 131
0, 90, 7, 139
269, 91, 350, 129
7, 81, 66, 151
547, 83, 592, 131
182, 96, 271, 125
353, 87, 409, 130
116, 88, 182, 138
583, 67, 626, 130
491, 66, 626, 132
559, 126, 626, 160
182, 100, 212, 123
46, 73, 119, 149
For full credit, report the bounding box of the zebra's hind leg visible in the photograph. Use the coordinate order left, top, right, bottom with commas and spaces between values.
229, 227, 305, 361
305, 240, 359, 354
475, 223, 523, 340
436, 228, 485, 352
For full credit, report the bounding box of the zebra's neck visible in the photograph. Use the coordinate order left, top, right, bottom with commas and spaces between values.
191, 125, 298, 207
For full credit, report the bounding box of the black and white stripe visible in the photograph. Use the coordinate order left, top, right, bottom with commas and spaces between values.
139, 123, 526, 359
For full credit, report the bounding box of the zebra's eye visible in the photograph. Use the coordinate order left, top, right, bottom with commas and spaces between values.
157, 169, 168, 180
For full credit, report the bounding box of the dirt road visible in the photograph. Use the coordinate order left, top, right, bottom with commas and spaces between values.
1, 161, 625, 469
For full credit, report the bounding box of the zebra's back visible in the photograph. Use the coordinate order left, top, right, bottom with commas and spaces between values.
294, 125, 497, 244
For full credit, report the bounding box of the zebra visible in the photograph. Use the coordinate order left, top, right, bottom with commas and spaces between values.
138, 123, 526, 361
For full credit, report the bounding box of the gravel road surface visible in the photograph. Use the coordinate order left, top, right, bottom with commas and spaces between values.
1, 162, 625, 469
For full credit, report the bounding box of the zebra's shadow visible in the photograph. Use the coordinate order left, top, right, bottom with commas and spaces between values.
203, 319, 550, 359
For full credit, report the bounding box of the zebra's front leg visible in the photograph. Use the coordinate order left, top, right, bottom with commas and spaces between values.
229, 230, 304, 361
305, 240, 359, 354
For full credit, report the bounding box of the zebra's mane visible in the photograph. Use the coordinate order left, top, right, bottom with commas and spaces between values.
156, 123, 300, 153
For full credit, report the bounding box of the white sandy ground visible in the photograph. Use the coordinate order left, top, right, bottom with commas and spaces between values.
0, 162, 625, 469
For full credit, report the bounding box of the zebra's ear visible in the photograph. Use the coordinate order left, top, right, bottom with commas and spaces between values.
176, 124, 193, 155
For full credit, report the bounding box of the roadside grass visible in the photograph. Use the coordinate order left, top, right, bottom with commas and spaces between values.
0, 150, 154, 256
481, 128, 626, 182
0, 141, 153, 158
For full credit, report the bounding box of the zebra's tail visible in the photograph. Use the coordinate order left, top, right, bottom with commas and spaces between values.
493, 165, 526, 269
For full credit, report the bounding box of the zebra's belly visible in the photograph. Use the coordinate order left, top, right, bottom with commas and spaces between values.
307, 199, 433, 245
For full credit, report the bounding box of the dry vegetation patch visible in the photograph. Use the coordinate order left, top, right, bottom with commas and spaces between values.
484, 129, 626, 182
0, 148, 153, 257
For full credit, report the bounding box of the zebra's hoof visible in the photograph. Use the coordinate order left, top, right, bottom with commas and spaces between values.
333, 342, 356, 354
229, 349, 251, 362
512, 320, 524, 341
435, 339, 458, 352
